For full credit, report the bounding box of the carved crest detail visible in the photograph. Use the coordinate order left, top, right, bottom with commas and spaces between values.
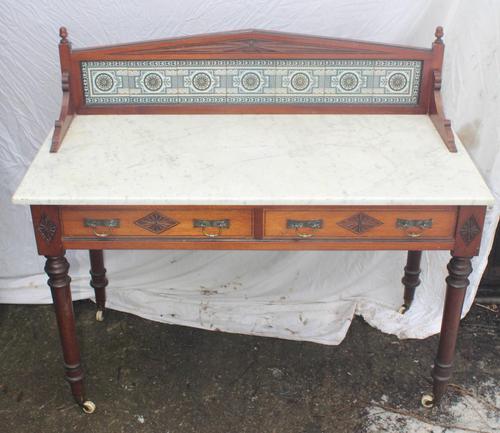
119, 39, 387, 55
38, 213, 57, 243
337, 213, 383, 234
459, 215, 481, 245
134, 211, 179, 234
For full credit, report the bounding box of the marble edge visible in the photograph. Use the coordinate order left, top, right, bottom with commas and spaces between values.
12, 129, 53, 206
10, 125, 54, 205
451, 132, 496, 205
11, 195, 496, 206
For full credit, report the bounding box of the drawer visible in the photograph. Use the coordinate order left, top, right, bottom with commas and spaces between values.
61, 207, 253, 239
263, 207, 457, 240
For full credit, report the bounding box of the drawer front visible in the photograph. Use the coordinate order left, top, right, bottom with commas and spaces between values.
62, 207, 253, 239
263, 208, 457, 240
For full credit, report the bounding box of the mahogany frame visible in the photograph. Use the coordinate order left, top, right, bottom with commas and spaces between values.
32, 204, 486, 256
30, 27, 488, 413
30, 199, 487, 412
51, 26, 455, 152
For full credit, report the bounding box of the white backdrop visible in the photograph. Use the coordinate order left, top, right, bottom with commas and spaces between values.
1, 0, 499, 344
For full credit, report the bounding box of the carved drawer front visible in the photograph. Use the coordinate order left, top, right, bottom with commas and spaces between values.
61, 207, 253, 239
263, 207, 457, 240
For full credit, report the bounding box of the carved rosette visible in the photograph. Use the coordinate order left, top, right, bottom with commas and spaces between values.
459, 215, 480, 246
337, 213, 383, 234
134, 211, 179, 234
38, 213, 57, 243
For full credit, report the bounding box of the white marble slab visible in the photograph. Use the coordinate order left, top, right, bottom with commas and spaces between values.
12, 114, 494, 206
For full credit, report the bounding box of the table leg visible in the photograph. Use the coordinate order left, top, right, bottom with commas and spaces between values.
89, 250, 108, 322
426, 255, 472, 407
400, 250, 423, 313
45, 255, 95, 413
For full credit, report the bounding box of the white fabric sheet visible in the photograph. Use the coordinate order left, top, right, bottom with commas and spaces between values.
1, 0, 499, 345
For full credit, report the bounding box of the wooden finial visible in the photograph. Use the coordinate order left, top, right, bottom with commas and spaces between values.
434, 26, 444, 44
59, 26, 68, 44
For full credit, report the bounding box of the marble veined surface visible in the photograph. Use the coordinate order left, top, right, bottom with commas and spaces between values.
13, 114, 494, 206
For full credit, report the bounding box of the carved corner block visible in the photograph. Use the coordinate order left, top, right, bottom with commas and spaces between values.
452, 206, 487, 257
31, 205, 64, 255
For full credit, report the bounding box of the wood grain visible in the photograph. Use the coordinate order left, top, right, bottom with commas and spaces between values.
432, 255, 472, 404
263, 207, 457, 240
62, 237, 454, 251
45, 254, 87, 405
61, 206, 254, 238
56, 205, 461, 251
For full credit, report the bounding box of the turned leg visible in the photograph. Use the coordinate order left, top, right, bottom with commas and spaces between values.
399, 250, 423, 313
45, 255, 95, 413
424, 255, 472, 407
89, 250, 108, 322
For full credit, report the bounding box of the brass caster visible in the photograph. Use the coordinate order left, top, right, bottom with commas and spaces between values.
81, 400, 96, 414
398, 304, 409, 314
96, 309, 104, 322
421, 394, 434, 408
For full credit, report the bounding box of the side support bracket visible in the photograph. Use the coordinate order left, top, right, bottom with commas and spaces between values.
429, 27, 456, 153
429, 70, 456, 152
50, 27, 74, 153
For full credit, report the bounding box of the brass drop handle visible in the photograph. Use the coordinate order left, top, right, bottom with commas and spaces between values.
84, 218, 120, 238
93, 228, 110, 238
287, 219, 323, 238
396, 218, 432, 238
193, 219, 230, 238
295, 229, 314, 238
201, 226, 222, 238
407, 231, 423, 238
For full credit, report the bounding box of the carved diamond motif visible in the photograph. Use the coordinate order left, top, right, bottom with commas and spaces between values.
337, 213, 383, 234
134, 211, 179, 234
38, 213, 57, 243
459, 215, 481, 245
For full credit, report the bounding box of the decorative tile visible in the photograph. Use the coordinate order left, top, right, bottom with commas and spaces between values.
81, 59, 422, 105
81, 61, 129, 104
273, 59, 324, 104
226, 59, 275, 104
324, 60, 373, 98
176, 60, 226, 104
127, 61, 177, 104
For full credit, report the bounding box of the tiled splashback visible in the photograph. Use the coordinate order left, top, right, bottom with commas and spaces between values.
81, 59, 422, 105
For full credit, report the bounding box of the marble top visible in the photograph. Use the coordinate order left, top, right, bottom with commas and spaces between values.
13, 114, 494, 206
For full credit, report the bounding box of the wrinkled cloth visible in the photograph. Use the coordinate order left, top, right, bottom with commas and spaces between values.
1, 0, 499, 344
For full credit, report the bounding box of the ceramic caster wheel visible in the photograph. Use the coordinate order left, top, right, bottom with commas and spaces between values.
96, 309, 104, 322
398, 304, 409, 314
421, 394, 434, 408
81, 400, 96, 414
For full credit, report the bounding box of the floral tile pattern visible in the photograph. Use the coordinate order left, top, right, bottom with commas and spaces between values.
81, 59, 422, 105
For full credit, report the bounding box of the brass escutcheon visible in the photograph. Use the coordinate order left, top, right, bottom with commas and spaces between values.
396, 218, 432, 238
193, 219, 230, 238
287, 219, 323, 238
